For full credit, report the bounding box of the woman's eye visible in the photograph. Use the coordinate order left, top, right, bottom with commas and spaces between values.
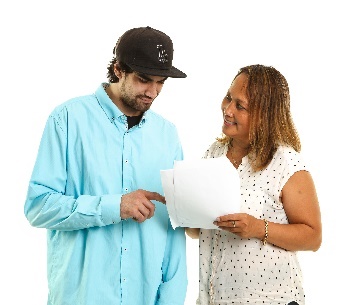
236, 103, 245, 110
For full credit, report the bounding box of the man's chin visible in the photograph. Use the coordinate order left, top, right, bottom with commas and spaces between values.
137, 103, 152, 112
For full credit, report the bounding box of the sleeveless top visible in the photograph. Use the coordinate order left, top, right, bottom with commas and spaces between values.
197, 141, 307, 305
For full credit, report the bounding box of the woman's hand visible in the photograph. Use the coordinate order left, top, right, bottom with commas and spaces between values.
213, 213, 264, 239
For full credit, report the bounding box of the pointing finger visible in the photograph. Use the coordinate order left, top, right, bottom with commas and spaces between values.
141, 190, 166, 204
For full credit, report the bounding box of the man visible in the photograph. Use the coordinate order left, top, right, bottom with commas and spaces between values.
24, 26, 187, 305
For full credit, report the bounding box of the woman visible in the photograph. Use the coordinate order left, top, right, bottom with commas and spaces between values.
186, 65, 322, 305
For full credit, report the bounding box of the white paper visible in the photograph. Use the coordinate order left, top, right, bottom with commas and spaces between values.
160, 156, 240, 229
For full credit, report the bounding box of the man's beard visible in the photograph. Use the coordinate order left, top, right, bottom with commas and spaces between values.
121, 94, 152, 113
120, 79, 155, 113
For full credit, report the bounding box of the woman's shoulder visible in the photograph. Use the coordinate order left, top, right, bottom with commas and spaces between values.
275, 145, 302, 160
272, 145, 308, 172
203, 140, 228, 159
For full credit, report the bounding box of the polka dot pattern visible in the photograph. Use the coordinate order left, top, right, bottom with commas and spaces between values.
197, 141, 307, 305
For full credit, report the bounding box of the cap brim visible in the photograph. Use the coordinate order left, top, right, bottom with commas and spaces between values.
127, 64, 187, 78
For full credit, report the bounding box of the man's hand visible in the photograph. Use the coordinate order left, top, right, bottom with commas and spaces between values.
120, 189, 166, 223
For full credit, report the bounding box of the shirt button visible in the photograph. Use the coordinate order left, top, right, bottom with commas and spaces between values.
125, 160, 128, 163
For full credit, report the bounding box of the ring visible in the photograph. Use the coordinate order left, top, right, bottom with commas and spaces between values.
232, 220, 235, 227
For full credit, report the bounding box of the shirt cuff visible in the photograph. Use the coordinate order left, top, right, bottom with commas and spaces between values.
100, 194, 122, 225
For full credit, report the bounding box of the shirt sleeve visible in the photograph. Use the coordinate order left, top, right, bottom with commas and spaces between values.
156, 224, 188, 305
24, 109, 122, 231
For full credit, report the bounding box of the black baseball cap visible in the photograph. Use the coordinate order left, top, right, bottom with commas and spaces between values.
115, 26, 186, 78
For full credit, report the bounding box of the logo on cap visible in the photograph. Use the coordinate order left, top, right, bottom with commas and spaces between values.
157, 45, 168, 64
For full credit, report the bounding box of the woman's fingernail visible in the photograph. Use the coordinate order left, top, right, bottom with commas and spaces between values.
215, 217, 220, 221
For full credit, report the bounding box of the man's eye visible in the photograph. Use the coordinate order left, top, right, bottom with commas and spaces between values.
139, 78, 148, 83
225, 95, 231, 101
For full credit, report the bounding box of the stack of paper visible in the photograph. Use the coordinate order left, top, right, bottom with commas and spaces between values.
160, 156, 241, 229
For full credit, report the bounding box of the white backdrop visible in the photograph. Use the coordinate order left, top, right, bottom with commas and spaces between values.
1, 0, 354, 304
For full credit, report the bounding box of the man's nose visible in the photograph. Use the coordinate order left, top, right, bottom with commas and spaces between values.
145, 83, 161, 99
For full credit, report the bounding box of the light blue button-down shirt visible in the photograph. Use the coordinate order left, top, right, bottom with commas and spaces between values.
24, 84, 187, 305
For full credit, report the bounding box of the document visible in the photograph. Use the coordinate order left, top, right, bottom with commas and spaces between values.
160, 156, 240, 229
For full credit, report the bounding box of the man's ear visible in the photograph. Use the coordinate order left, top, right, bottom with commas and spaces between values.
114, 63, 124, 79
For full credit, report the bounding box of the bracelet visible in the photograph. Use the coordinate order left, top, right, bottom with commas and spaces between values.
262, 219, 268, 246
